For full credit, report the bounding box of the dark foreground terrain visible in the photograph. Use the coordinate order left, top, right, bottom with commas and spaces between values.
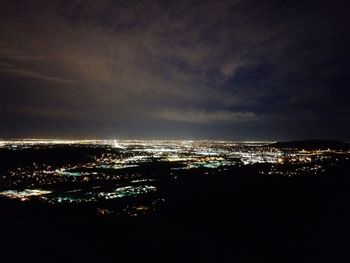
0, 140, 349, 262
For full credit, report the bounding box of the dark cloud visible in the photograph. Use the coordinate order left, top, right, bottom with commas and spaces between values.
0, 0, 349, 140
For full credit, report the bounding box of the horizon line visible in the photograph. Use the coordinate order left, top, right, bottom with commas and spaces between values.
0, 138, 277, 143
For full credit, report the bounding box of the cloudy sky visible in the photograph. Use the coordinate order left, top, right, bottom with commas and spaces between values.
0, 0, 349, 140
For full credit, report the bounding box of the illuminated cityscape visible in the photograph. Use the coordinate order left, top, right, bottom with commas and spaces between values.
1, 0, 349, 261
0, 139, 349, 217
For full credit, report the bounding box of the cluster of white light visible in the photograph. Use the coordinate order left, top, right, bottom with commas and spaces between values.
47, 185, 157, 204
0, 189, 52, 199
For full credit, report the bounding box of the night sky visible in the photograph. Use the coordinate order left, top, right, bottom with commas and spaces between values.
0, 0, 349, 140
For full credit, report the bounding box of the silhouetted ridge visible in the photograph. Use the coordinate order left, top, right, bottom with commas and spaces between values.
271, 140, 350, 150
